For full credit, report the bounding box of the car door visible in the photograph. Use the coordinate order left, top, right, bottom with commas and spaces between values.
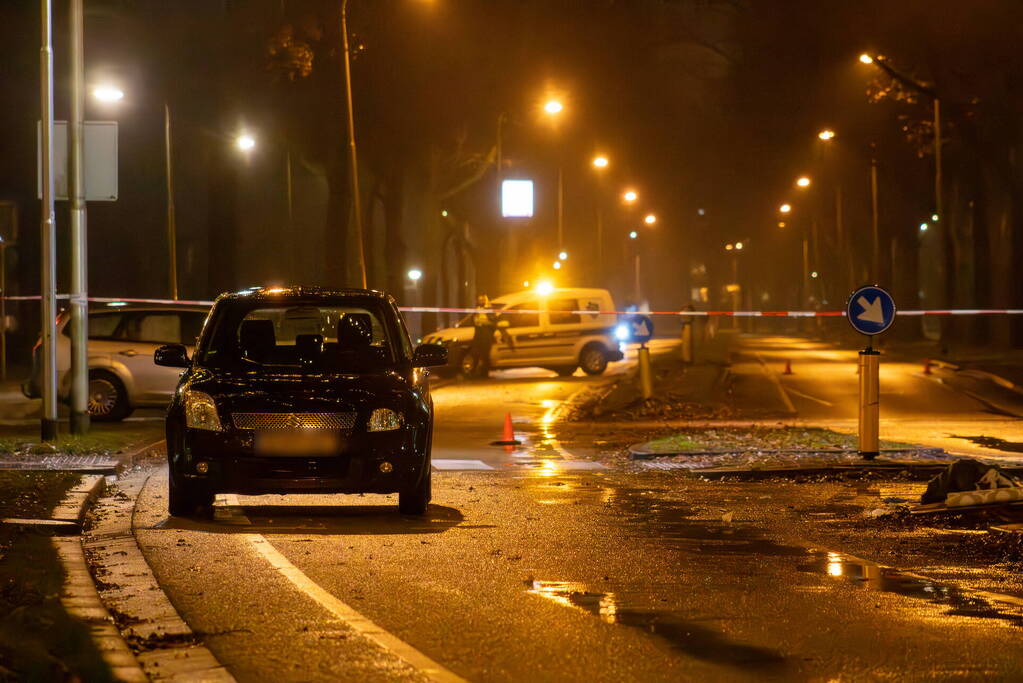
540, 297, 583, 364
117, 311, 204, 403
491, 300, 547, 366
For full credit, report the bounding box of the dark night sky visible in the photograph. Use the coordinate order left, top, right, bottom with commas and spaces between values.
1, 0, 1020, 342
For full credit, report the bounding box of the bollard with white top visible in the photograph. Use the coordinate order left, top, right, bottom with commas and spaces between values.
627, 314, 655, 400
846, 285, 896, 460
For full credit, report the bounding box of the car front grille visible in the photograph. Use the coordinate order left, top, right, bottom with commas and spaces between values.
231, 412, 357, 431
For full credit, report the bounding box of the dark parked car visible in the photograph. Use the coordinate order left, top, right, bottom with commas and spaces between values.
156, 287, 447, 518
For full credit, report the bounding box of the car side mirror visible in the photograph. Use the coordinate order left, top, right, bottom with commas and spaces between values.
412, 343, 448, 368
154, 343, 190, 368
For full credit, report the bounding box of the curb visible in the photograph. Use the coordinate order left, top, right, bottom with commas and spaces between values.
628, 443, 949, 460
84, 469, 235, 681
2, 474, 105, 535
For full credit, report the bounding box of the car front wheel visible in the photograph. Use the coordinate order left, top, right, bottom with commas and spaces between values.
579, 343, 609, 376
399, 470, 431, 515
168, 472, 214, 519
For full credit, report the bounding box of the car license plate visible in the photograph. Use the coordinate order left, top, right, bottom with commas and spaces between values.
255, 430, 341, 456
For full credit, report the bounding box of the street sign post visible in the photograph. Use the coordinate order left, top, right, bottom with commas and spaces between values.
847, 285, 896, 460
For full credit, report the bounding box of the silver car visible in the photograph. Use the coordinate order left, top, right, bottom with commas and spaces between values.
23, 303, 210, 420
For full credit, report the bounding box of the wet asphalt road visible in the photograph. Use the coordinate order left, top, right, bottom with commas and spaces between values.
127, 341, 1023, 681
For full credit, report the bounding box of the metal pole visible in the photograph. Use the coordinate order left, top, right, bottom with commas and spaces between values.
39, 0, 58, 441
634, 253, 641, 303
858, 346, 880, 459
557, 165, 564, 251
870, 155, 879, 282
165, 103, 178, 300
341, 0, 367, 288
934, 98, 942, 220
69, 0, 89, 434
596, 205, 603, 282
1, 242, 7, 381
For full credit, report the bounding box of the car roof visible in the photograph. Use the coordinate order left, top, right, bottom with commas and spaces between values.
492, 287, 612, 305
215, 286, 395, 305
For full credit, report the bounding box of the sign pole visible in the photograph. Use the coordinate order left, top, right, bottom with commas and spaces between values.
69, 0, 90, 435
39, 0, 58, 441
858, 338, 880, 460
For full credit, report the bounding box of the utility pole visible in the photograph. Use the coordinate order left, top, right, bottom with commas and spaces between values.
870, 150, 879, 282
69, 0, 89, 434
340, 0, 367, 288
165, 104, 178, 300
557, 165, 564, 251
39, 0, 58, 441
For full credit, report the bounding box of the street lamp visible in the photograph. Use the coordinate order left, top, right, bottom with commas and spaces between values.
235, 134, 256, 152
558, 251, 568, 261
628, 230, 638, 239
623, 190, 638, 203
544, 99, 564, 115
644, 214, 657, 225
818, 129, 835, 141
859, 53, 874, 64
92, 85, 123, 102
553, 261, 562, 270
779, 203, 792, 214
735, 241, 744, 250
407, 268, 422, 281
592, 155, 609, 169
725, 243, 734, 251
796, 176, 811, 188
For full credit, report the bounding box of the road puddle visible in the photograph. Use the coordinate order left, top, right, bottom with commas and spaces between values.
526, 579, 786, 669
951, 434, 1023, 453
800, 551, 1023, 626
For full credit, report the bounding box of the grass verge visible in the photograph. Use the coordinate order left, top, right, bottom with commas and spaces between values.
0, 471, 113, 681
0, 422, 163, 460
643, 426, 916, 454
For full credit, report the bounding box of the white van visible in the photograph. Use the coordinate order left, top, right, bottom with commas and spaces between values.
423, 287, 624, 377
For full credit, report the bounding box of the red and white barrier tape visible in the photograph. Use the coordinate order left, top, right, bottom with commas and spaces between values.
6, 295, 1023, 317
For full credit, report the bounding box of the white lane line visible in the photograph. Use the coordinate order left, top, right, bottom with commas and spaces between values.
432, 459, 494, 471
784, 387, 835, 407
222, 495, 468, 683
755, 352, 797, 414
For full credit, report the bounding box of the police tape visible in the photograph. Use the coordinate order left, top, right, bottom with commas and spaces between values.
5, 294, 1023, 317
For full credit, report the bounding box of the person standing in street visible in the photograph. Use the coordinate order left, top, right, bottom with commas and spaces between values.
467, 294, 513, 378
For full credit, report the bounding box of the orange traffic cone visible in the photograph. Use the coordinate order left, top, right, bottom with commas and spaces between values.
783, 359, 793, 375
923, 359, 933, 375
491, 412, 522, 446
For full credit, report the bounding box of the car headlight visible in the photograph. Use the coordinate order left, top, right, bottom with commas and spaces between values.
367, 408, 403, 432
184, 390, 222, 431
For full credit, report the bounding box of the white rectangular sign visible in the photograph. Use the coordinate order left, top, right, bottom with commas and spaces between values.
38, 120, 118, 201
501, 179, 534, 218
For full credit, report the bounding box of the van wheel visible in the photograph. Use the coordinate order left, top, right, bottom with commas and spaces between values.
88, 370, 132, 421
579, 344, 609, 376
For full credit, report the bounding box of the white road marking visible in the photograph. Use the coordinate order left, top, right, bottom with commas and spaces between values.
784, 387, 835, 407
223, 495, 468, 683
432, 459, 494, 470
755, 352, 797, 414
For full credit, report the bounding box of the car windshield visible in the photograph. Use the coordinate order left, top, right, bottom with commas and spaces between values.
198, 299, 399, 373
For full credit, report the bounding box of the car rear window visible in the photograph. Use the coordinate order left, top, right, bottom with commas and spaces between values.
199, 299, 401, 373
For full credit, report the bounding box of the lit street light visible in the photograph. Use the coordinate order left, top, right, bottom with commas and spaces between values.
623, 190, 638, 203
859, 53, 874, 64
735, 241, 744, 250
592, 155, 608, 168
818, 129, 835, 141
407, 268, 422, 281
544, 99, 564, 115
553, 261, 562, 270
779, 203, 792, 214
92, 85, 123, 102
558, 251, 568, 261
796, 176, 811, 188
236, 134, 256, 151
919, 223, 929, 232
644, 214, 657, 225
629, 231, 638, 239
725, 243, 734, 251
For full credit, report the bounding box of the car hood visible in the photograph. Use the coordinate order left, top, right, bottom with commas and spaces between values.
424, 326, 474, 344
187, 367, 414, 414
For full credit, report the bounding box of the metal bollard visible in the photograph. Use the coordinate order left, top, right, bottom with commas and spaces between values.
680, 322, 693, 363
638, 344, 653, 400
858, 348, 880, 460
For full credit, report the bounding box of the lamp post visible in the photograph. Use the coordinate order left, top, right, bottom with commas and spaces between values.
591, 155, 608, 281
39, 0, 58, 441
341, 0, 367, 288
543, 99, 565, 251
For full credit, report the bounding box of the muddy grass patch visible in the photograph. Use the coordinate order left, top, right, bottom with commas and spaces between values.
0, 471, 112, 680
0, 422, 162, 462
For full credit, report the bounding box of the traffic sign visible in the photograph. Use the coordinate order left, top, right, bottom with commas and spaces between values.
37, 121, 118, 201
627, 314, 654, 344
847, 285, 896, 336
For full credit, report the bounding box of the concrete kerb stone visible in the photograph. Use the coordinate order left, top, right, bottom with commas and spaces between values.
83, 468, 235, 682
2, 474, 105, 535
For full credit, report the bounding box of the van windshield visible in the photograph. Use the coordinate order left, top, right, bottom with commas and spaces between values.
199, 299, 399, 373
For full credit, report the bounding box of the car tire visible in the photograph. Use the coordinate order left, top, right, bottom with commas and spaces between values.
553, 366, 577, 377
88, 370, 133, 421
168, 472, 214, 519
579, 343, 609, 376
399, 470, 431, 515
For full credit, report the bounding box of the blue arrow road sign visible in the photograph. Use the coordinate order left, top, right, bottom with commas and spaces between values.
628, 314, 654, 344
847, 285, 896, 336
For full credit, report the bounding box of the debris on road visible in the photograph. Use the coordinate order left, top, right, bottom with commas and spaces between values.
921, 458, 1023, 505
